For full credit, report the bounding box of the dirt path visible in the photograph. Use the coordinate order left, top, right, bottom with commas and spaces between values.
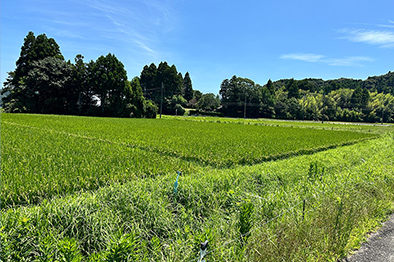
343, 213, 394, 262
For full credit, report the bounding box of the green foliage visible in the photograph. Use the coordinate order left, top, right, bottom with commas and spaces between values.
196, 93, 220, 111
127, 77, 146, 118
188, 90, 203, 108
140, 63, 158, 98
139, 62, 196, 115
26, 57, 73, 114
105, 231, 144, 262
238, 201, 254, 246
1, 31, 65, 113
183, 72, 194, 101
0, 32, 174, 118
220, 75, 262, 117
88, 53, 128, 116
217, 72, 394, 122
287, 78, 300, 99
57, 238, 83, 262
143, 99, 158, 118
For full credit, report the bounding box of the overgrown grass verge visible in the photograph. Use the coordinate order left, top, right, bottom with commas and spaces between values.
1, 133, 393, 261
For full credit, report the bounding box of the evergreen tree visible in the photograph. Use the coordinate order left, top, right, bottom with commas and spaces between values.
196, 93, 220, 111
183, 72, 194, 101
261, 79, 276, 117
2, 31, 64, 112
69, 54, 95, 114
25, 57, 72, 113
88, 53, 128, 116
140, 63, 158, 101
220, 75, 261, 117
287, 78, 299, 99
127, 77, 145, 117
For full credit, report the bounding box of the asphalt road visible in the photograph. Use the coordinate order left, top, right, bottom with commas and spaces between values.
343, 213, 394, 262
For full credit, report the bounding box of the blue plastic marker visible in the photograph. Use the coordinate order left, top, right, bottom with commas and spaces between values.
174, 171, 181, 195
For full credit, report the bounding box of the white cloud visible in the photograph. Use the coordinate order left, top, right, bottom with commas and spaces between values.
378, 24, 394, 29
325, 56, 373, 66
280, 53, 372, 67
280, 53, 325, 62
340, 29, 394, 48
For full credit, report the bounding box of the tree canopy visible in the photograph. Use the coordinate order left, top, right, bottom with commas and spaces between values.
2, 32, 167, 118
217, 73, 394, 122
139, 62, 197, 115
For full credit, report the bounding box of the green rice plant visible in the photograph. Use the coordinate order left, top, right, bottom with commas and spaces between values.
1, 132, 393, 261
1, 122, 201, 207
163, 115, 394, 134
2, 113, 377, 207
2, 113, 376, 168
1, 113, 394, 261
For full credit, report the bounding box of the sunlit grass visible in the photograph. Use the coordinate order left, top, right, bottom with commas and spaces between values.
1, 113, 393, 261
1, 132, 393, 261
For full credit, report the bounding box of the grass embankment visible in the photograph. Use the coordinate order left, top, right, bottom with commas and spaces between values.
1, 114, 393, 261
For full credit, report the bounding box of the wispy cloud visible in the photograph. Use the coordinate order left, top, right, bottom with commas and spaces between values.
325, 56, 373, 66
280, 53, 325, 62
340, 29, 394, 48
378, 24, 394, 29
81, 0, 177, 57
280, 53, 373, 67
28, 0, 177, 59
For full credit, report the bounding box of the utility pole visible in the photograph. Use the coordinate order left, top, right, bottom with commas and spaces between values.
160, 82, 163, 119
244, 94, 247, 119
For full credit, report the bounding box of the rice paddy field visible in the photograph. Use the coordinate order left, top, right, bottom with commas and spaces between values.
1, 113, 394, 261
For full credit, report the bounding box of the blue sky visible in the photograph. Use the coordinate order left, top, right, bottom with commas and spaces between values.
1, 0, 394, 94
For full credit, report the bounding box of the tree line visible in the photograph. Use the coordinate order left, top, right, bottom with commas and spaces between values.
219, 74, 394, 123
2, 31, 394, 123
1, 32, 209, 118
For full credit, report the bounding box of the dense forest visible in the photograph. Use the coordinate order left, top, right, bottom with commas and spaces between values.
2, 31, 394, 122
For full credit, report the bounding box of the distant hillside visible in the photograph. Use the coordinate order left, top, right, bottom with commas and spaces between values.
270, 71, 394, 94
